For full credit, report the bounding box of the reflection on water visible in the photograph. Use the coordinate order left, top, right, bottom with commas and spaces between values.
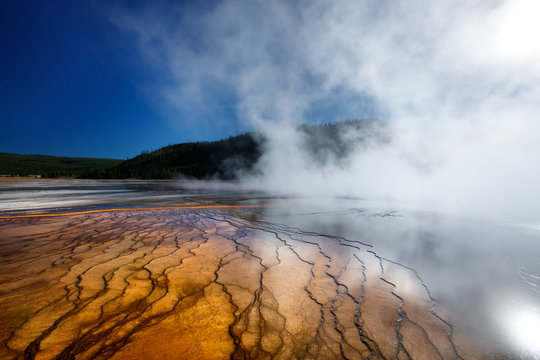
502, 303, 540, 355
0, 179, 261, 214
0, 179, 539, 359
261, 201, 540, 358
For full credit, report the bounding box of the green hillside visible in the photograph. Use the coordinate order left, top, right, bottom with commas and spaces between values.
298, 118, 388, 165
82, 133, 263, 179
1, 119, 387, 180
82, 118, 387, 180
0, 153, 122, 178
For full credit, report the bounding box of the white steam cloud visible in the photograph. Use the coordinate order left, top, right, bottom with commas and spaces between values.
111, 0, 540, 221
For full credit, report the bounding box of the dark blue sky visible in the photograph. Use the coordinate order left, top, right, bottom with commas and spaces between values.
1, 1, 384, 160
0, 1, 244, 159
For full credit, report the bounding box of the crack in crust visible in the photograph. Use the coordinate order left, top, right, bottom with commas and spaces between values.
0, 209, 471, 359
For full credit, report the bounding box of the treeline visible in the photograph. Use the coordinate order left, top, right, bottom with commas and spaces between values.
81, 133, 263, 180
0, 153, 122, 178
83, 118, 386, 180
1, 119, 387, 180
298, 118, 389, 165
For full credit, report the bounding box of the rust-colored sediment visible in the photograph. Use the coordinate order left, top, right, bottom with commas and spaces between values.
0, 209, 479, 359
0, 204, 267, 219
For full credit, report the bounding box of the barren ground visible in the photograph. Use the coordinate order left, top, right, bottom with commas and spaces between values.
0, 208, 483, 359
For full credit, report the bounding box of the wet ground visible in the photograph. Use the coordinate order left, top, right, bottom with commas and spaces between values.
0, 179, 539, 359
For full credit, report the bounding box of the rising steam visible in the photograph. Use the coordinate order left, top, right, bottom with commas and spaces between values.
110, 0, 540, 221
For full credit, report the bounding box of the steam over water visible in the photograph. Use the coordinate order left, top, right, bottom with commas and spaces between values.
2, 0, 540, 358
99, 2, 540, 355
111, 0, 540, 222
1, 179, 539, 359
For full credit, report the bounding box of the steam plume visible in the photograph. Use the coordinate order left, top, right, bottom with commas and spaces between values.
110, 0, 540, 221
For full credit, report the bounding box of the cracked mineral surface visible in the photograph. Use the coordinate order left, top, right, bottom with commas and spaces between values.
1, 180, 539, 359
1, 208, 476, 360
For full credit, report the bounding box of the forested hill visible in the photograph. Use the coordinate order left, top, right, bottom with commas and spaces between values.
82, 118, 387, 180
81, 133, 263, 179
1, 119, 386, 180
0, 153, 122, 178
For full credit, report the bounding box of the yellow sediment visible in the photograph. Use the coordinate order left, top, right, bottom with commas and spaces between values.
0, 209, 484, 359
0, 204, 268, 219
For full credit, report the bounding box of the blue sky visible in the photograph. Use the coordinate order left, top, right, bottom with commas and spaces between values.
0, 1, 385, 159
0, 1, 249, 159
3, 0, 535, 166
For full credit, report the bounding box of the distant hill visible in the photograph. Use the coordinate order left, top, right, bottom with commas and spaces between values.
82, 118, 387, 180
81, 133, 263, 180
297, 118, 388, 165
1, 119, 387, 180
0, 153, 122, 178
